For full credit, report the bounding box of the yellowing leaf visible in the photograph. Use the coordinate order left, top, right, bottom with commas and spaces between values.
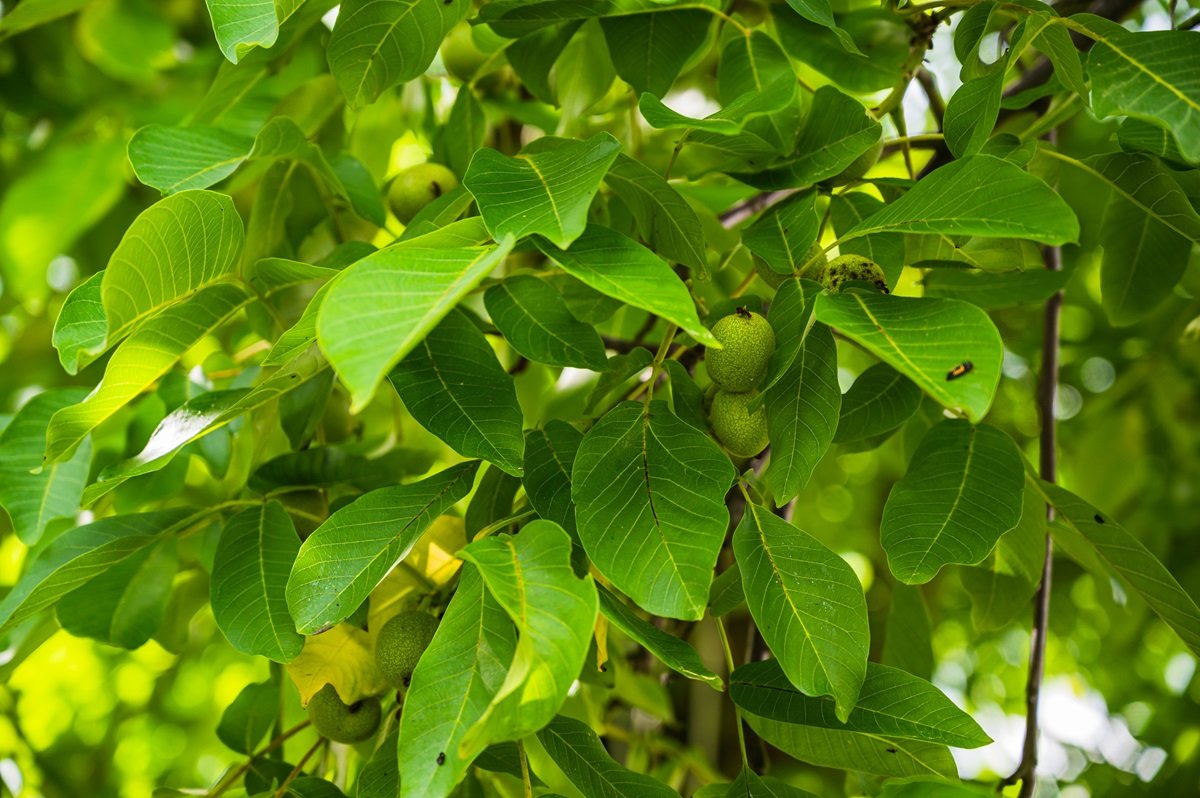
285, 623, 388, 706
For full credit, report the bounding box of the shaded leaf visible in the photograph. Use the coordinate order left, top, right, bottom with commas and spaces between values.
537, 714, 680, 798
833, 363, 923, 444
389, 310, 525, 476
600, 9, 709, 97
485, 275, 607, 369
216, 680, 279, 754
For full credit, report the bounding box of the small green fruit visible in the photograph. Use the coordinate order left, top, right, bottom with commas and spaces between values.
827, 140, 883, 186
441, 24, 490, 83
306, 683, 381, 744
387, 162, 459, 224
708, 390, 770, 457
375, 611, 439, 688
706, 309, 775, 392
823, 255, 889, 293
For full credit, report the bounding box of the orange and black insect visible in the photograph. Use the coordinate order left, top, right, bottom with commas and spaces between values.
946, 361, 974, 381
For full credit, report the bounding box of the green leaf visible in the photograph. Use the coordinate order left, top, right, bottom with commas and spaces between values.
921, 266, 1071, 310
326, 0, 469, 106
775, 9, 909, 93
398, 566, 517, 798
216, 680, 279, 754
0, 388, 91, 544
359, 729, 400, 798
1040, 481, 1200, 657
833, 363, 922, 444
733, 87, 881, 189
523, 421, 584, 537
761, 277, 822, 396
316, 223, 514, 411
1116, 119, 1193, 166
0, 0, 91, 37
732, 504, 868, 721
716, 32, 797, 153
813, 292, 1004, 423
56, 537, 178, 649
961, 480, 1046, 632
1030, 14, 1086, 99
722, 770, 817, 797
784, 0, 861, 55
743, 192, 820, 276
434, 87, 487, 178
881, 420, 1024, 584
943, 67, 1005, 158
879, 778, 997, 798
204, 0, 302, 63
53, 272, 106, 376
599, 9, 710, 97
44, 283, 253, 463
285, 461, 480, 634
211, 501, 304, 662
841, 155, 1079, 246
1088, 152, 1200, 324
731, 659, 990, 748
882, 584, 934, 680
0, 509, 189, 635
605, 154, 707, 274
537, 714, 681, 798
463, 133, 621, 248
637, 75, 796, 137
0, 134, 127, 303
597, 584, 722, 690
1086, 28, 1200, 163
764, 324, 841, 504
535, 225, 718, 348
389, 309, 525, 476
573, 401, 735, 620
331, 153, 386, 226
100, 190, 245, 357
127, 125, 254, 194
458, 520, 598, 758
485, 275, 607, 369
743, 712, 957, 779
829, 194, 905, 284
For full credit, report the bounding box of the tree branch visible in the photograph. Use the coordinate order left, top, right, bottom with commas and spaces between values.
1006, 129, 1063, 798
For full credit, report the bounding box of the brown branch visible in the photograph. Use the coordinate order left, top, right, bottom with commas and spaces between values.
1005, 130, 1063, 798
718, 191, 795, 228
207, 721, 311, 798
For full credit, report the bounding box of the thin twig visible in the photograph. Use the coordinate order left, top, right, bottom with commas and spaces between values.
207, 721, 312, 798
1005, 129, 1063, 798
274, 737, 325, 798
714, 616, 750, 769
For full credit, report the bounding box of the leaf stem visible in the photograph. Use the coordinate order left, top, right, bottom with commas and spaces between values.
472, 506, 535, 541
645, 324, 678, 405
714, 616, 750, 768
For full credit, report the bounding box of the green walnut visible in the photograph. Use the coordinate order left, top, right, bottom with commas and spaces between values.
827, 140, 883, 186
706, 309, 776, 392
387, 162, 459, 224
306, 684, 381, 744
441, 24, 489, 83
823, 254, 889, 294
708, 390, 770, 457
375, 611, 439, 688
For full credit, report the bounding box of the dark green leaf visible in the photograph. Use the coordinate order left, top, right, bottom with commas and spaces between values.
833, 363, 922, 444
537, 714, 680, 798
485, 275, 607, 369
597, 584, 722, 690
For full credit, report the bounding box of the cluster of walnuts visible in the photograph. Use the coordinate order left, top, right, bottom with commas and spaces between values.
704, 253, 889, 459
306, 611, 439, 743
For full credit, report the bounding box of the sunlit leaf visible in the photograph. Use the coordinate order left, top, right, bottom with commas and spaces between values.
286, 462, 480, 634
284, 623, 389, 705
459, 520, 598, 758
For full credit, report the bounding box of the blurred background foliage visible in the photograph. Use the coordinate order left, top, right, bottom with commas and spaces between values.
0, 0, 1198, 796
